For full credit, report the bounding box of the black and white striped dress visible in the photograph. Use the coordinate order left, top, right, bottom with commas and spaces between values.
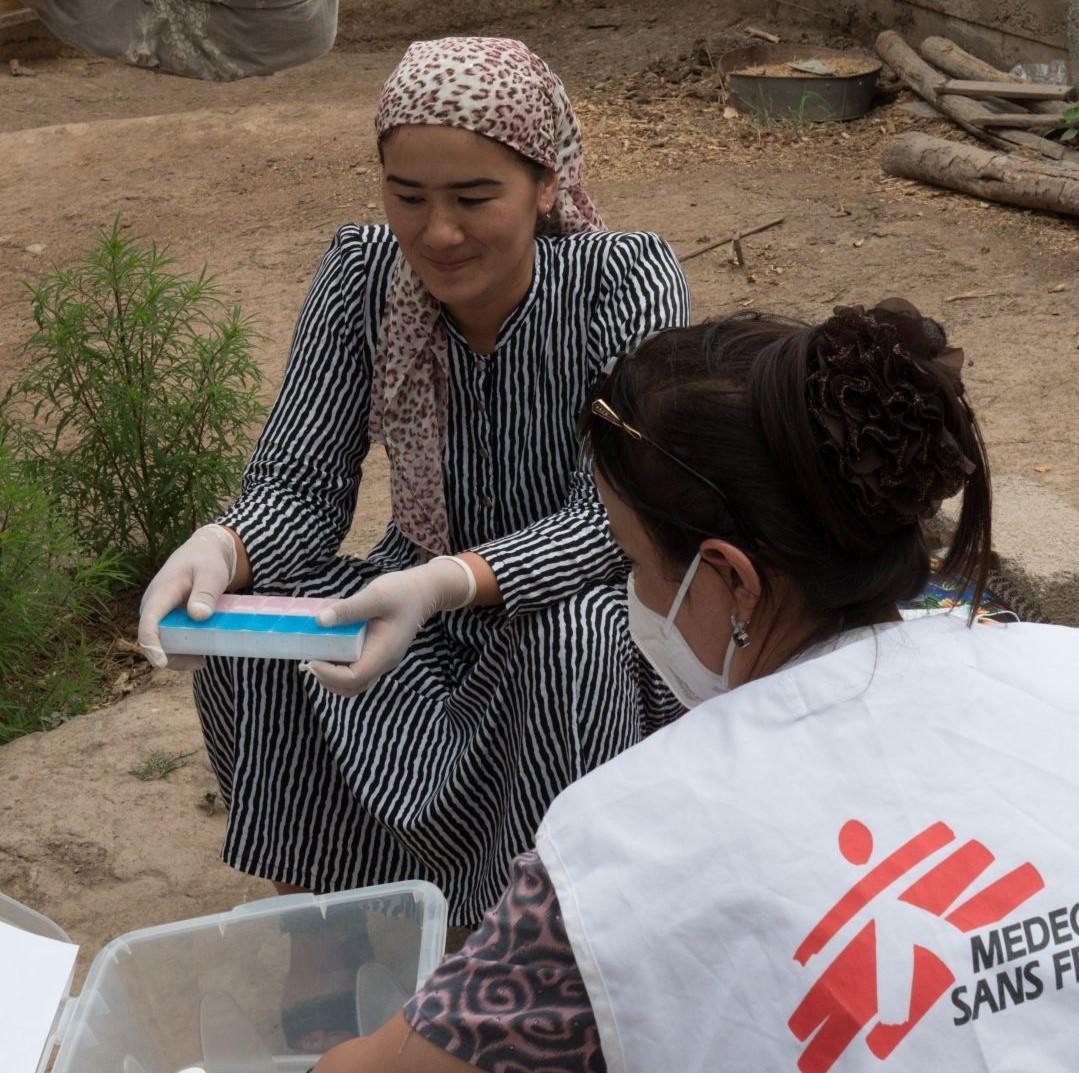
194, 224, 690, 924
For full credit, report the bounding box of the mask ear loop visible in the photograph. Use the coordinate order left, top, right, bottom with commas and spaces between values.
721, 628, 739, 682
664, 551, 703, 633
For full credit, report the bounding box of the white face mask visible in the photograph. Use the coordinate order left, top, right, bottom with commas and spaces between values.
627, 551, 737, 710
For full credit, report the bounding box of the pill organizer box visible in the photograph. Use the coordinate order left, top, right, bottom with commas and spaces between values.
159, 595, 366, 663
2, 881, 446, 1073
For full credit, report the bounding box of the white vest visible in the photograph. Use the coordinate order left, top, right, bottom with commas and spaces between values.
536, 615, 1079, 1073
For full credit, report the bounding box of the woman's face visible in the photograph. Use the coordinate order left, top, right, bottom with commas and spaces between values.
381, 125, 556, 328
597, 472, 737, 677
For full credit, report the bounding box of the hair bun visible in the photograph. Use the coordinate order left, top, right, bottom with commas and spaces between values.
806, 299, 976, 534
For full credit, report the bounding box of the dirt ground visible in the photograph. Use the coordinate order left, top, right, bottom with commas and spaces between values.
1, 0, 1077, 992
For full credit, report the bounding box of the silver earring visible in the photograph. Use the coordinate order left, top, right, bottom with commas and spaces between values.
731, 616, 751, 649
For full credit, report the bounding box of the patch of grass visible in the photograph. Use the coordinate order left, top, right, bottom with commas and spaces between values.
0, 439, 126, 744
739, 89, 832, 141
789, 90, 828, 138
741, 100, 776, 144
129, 749, 197, 781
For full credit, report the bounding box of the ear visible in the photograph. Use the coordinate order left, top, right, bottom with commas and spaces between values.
538, 167, 558, 215
699, 539, 761, 623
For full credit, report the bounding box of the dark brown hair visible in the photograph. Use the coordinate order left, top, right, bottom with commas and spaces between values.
583, 308, 992, 638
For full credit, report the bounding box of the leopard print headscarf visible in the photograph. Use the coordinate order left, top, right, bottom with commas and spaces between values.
370, 37, 604, 556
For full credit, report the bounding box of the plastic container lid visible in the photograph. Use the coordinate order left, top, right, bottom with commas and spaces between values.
0, 890, 73, 944
0, 892, 77, 1073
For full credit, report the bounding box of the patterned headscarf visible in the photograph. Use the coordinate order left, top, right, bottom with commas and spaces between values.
370, 37, 604, 556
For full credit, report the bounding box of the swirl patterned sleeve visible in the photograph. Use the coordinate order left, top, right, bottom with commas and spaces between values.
217, 228, 385, 591
470, 233, 690, 614
404, 849, 604, 1073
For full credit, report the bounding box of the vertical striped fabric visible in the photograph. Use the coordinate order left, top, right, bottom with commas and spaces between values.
196, 224, 690, 924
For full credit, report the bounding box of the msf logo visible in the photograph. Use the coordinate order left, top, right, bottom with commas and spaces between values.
787, 820, 1043, 1073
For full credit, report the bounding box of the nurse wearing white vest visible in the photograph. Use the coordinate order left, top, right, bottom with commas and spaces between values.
316, 303, 1079, 1073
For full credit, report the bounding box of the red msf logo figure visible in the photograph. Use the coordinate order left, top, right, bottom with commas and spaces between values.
788, 819, 1043, 1073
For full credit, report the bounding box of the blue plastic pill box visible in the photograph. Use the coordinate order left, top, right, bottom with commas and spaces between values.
158, 595, 365, 663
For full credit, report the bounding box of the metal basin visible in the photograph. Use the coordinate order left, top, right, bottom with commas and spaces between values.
720, 44, 881, 122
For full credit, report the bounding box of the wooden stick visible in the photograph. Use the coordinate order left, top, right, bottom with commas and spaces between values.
971, 113, 1068, 129
745, 25, 780, 44
0, 9, 37, 30
918, 36, 1067, 116
876, 32, 1011, 149
875, 31, 1069, 162
882, 132, 1079, 217
939, 79, 1076, 102
679, 216, 785, 263
945, 291, 1009, 302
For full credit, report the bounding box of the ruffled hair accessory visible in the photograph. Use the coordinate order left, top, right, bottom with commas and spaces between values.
807, 298, 976, 534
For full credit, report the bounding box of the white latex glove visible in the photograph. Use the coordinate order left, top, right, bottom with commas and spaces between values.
138, 524, 238, 671
307, 556, 476, 696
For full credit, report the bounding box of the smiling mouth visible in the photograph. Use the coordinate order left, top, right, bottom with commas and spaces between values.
426, 256, 476, 272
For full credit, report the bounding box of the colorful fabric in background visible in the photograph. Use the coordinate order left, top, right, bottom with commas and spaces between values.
370, 36, 604, 555
898, 558, 1018, 624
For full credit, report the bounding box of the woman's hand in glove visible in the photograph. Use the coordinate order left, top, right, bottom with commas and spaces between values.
138, 524, 240, 671
307, 556, 477, 696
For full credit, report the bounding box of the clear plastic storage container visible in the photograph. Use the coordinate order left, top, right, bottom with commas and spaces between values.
2, 882, 446, 1073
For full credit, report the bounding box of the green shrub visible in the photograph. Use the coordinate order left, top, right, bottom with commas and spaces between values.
0, 440, 125, 743
1059, 104, 1079, 143
4, 222, 265, 584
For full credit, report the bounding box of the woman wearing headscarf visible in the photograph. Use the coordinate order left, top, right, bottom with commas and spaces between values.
139, 38, 687, 929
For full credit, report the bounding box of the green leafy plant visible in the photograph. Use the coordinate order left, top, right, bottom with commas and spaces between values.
129, 749, 196, 781
4, 222, 266, 583
1058, 104, 1079, 143
0, 439, 125, 743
